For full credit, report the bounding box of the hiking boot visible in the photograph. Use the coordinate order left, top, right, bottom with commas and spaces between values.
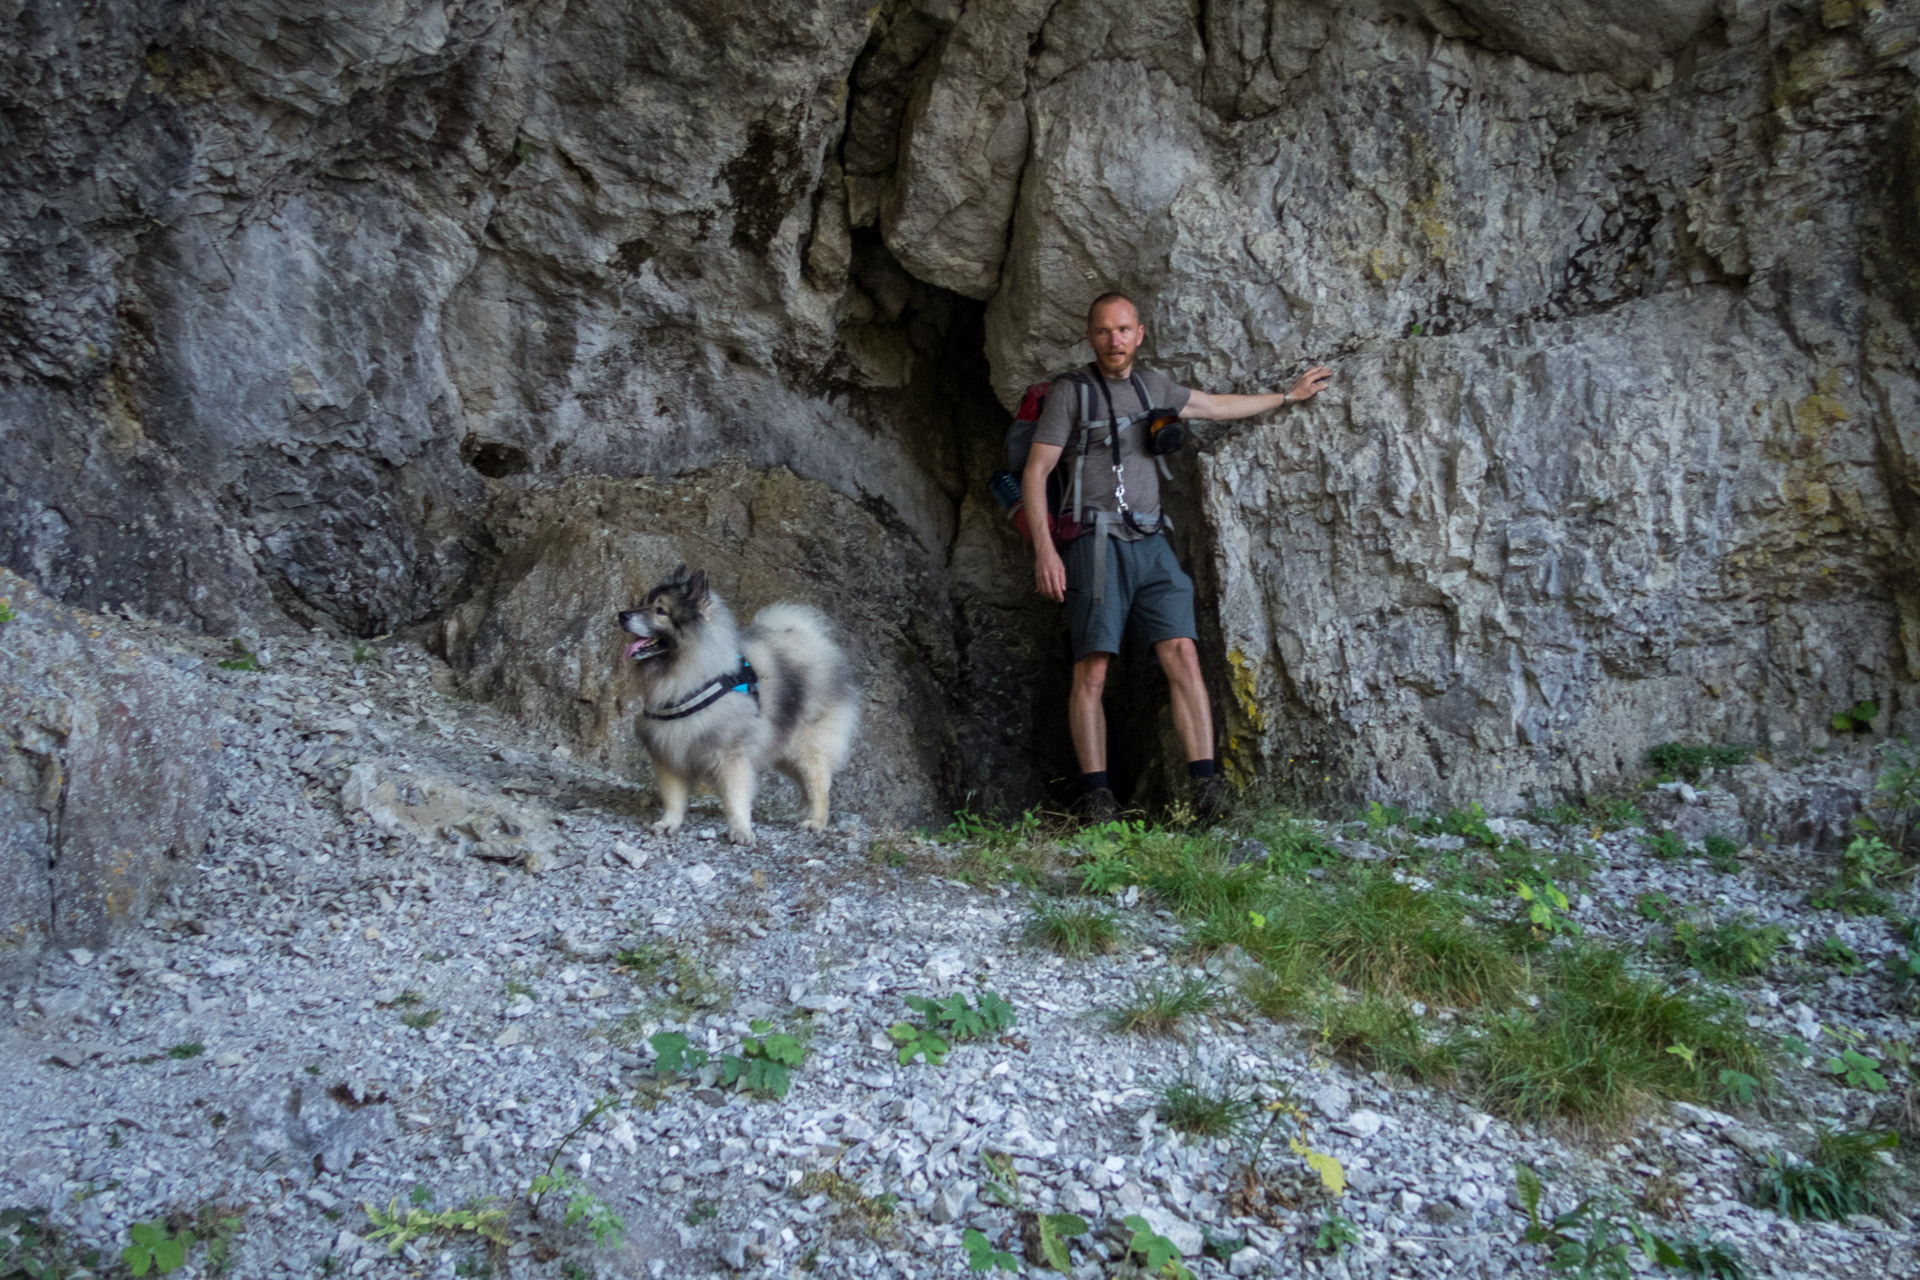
1192, 773, 1232, 823
1078, 786, 1121, 825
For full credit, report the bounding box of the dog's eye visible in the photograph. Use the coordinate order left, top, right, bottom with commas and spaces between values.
653, 606, 667, 616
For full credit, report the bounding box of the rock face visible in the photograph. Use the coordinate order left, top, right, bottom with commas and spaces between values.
3, 0, 1918, 812
0, 570, 223, 962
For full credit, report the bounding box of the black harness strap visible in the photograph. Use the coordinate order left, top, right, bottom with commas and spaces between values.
1088, 363, 1155, 535
642, 657, 760, 722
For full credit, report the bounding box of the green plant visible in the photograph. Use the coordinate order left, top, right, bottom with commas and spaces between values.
1814, 936, 1864, 975
190, 1206, 244, 1275
613, 944, 663, 974
165, 1042, 204, 1060
526, 1170, 624, 1247
1668, 915, 1786, 979
122, 1222, 194, 1277
1825, 1048, 1890, 1093
1593, 798, 1645, 831
1153, 1076, 1255, 1138
1661, 1231, 1750, 1280
1121, 1216, 1194, 1280
1644, 744, 1753, 783
651, 1023, 806, 1097
1752, 1127, 1897, 1221
1514, 1165, 1688, 1280
0, 601, 15, 627
1409, 802, 1496, 846
1360, 801, 1406, 835
1031, 1212, 1088, 1274
401, 1007, 441, 1030
1515, 879, 1581, 938
889, 991, 1016, 1065
1471, 943, 1769, 1132
216, 640, 259, 672
961, 1227, 1019, 1272
1860, 742, 1920, 853
1314, 995, 1459, 1083
980, 1151, 1021, 1209
1634, 892, 1672, 922
1832, 700, 1877, 735
1313, 1209, 1361, 1256
1025, 901, 1121, 958
682, 1198, 716, 1226
1701, 834, 1742, 874
1717, 1069, 1760, 1104
362, 1200, 508, 1254
793, 1169, 898, 1239
2, 1206, 98, 1280
1102, 974, 1219, 1036
1643, 831, 1689, 861
351, 642, 377, 663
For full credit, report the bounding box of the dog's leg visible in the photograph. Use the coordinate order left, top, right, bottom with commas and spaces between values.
796, 747, 833, 832
653, 764, 689, 837
718, 756, 756, 846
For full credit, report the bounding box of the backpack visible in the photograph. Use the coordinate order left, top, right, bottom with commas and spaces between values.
987, 366, 1185, 550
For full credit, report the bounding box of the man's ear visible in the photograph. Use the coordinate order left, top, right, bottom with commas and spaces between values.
685, 569, 710, 613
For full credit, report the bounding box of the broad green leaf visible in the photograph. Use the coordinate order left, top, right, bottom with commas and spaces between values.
1290, 1137, 1346, 1196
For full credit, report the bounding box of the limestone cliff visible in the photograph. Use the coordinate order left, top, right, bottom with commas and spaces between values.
3, 0, 1917, 815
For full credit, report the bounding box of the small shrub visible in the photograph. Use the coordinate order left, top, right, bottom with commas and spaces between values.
1669, 915, 1786, 979
362, 1200, 508, 1254
1593, 798, 1645, 831
215, 640, 259, 672
401, 1007, 442, 1030
1025, 901, 1121, 958
1152, 1076, 1255, 1138
526, 1170, 624, 1247
1814, 936, 1864, 975
1831, 700, 1877, 735
961, 1227, 1018, 1273
1752, 1127, 1897, 1222
1702, 834, 1742, 874
1824, 1047, 1889, 1093
1102, 975, 1219, 1036
1313, 1209, 1361, 1256
1634, 892, 1672, 922
3, 1206, 99, 1279
1120, 1217, 1194, 1280
1644, 743, 1753, 783
1861, 741, 1920, 853
166, 1042, 205, 1060
122, 1221, 194, 1277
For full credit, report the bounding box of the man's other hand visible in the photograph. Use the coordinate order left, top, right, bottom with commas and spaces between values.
1289, 365, 1334, 403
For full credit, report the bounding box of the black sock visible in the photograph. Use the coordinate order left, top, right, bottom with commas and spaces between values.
1082, 771, 1109, 793
1187, 759, 1216, 780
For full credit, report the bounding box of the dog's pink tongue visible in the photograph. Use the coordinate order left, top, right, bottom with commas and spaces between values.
624, 639, 647, 660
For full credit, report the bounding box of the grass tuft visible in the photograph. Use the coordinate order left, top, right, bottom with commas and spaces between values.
1025, 901, 1122, 958
1274, 872, 1521, 1007
1102, 975, 1219, 1037
1312, 995, 1459, 1083
1669, 915, 1787, 979
1752, 1127, 1897, 1222
1152, 1076, 1255, 1138
1468, 943, 1769, 1134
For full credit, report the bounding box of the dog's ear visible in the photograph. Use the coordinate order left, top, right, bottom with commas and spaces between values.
667, 563, 688, 585
685, 569, 710, 613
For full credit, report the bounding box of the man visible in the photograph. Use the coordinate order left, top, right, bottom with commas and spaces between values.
1023, 292, 1332, 822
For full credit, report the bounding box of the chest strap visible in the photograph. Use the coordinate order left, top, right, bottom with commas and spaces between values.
642, 657, 759, 721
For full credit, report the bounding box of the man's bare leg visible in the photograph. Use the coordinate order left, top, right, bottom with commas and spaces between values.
1069, 652, 1112, 775
1154, 637, 1214, 763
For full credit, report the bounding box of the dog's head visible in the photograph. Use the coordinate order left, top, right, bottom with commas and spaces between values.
617, 565, 710, 663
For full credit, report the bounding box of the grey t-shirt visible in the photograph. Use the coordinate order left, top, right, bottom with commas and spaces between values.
1033, 365, 1192, 534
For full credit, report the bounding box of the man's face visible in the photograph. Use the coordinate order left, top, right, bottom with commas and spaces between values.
1086, 300, 1143, 377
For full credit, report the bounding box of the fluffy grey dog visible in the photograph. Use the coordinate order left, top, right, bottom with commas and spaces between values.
618, 566, 858, 846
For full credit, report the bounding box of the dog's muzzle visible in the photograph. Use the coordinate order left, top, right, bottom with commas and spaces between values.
617, 611, 668, 662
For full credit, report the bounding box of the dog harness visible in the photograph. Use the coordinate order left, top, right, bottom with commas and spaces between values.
641, 657, 760, 721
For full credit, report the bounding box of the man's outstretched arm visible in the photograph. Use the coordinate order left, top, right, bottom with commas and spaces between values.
1181, 364, 1334, 420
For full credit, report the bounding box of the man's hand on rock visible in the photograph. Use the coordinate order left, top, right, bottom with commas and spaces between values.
1035, 546, 1067, 602
1289, 364, 1334, 403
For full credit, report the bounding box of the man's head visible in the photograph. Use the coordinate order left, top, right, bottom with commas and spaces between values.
1085, 292, 1143, 378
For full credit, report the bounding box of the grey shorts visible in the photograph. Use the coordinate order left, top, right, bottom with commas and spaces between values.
1063, 531, 1198, 660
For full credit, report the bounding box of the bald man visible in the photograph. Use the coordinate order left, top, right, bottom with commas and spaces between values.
1022, 292, 1332, 822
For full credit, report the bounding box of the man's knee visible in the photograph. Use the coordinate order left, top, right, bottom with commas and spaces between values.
1156, 636, 1200, 677
1072, 653, 1111, 693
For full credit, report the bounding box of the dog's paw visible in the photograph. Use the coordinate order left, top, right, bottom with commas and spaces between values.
799, 817, 827, 832
727, 826, 755, 847
651, 819, 681, 838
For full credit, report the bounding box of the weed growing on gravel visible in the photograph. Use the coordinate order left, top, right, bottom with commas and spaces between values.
526, 1170, 624, 1247
960, 1227, 1018, 1272
1752, 1127, 1897, 1221
938, 807, 1058, 886
1701, 834, 1743, 874
1512, 1163, 1731, 1280
1120, 1216, 1194, 1280
1233, 950, 1319, 1019
1024, 901, 1121, 958
1470, 944, 1769, 1132
1644, 743, 1753, 783
189, 1204, 245, 1274
793, 1168, 899, 1240
362, 1199, 508, 1254
2, 1205, 98, 1278
1668, 915, 1786, 979
1824, 1046, 1889, 1093
1152, 1076, 1256, 1138
166, 1042, 204, 1060
1634, 892, 1672, 922
1814, 936, 1865, 974
1643, 830, 1689, 861
1591, 798, 1645, 832
400, 1007, 441, 1030
888, 991, 1017, 1065
1103, 975, 1219, 1036
1810, 835, 1902, 915
1312, 995, 1458, 1083
650, 1021, 808, 1097
215, 640, 259, 672
1312, 1209, 1360, 1256
122, 1220, 194, 1277
1860, 741, 1920, 853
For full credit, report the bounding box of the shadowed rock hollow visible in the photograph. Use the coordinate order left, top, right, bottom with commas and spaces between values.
4, 0, 1920, 820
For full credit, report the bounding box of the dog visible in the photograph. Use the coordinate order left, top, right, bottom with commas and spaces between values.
617, 566, 858, 846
